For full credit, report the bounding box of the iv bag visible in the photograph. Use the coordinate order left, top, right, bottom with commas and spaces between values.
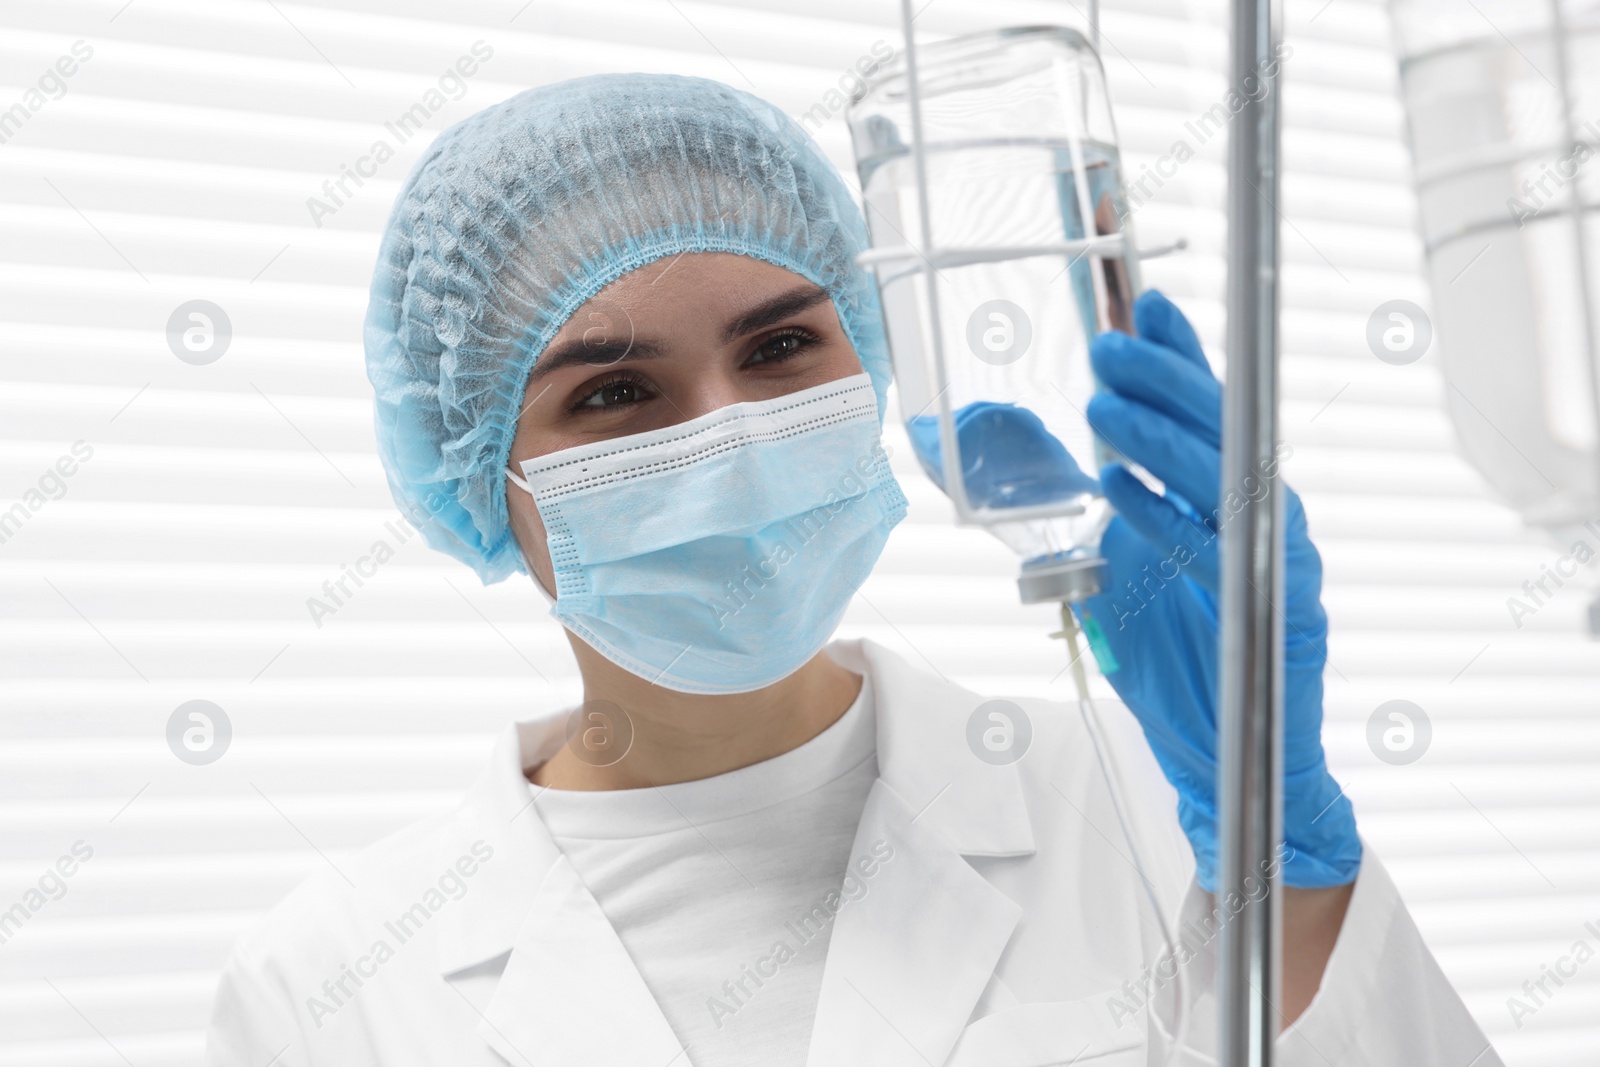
846, 26, 1142, 602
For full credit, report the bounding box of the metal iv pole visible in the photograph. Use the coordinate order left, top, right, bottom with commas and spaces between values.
1218, 0, 1284, 1062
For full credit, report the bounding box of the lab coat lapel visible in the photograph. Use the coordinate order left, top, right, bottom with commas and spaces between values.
434, 719, 685, 1067
804, 778, 1023, 1067
806, 640, 1037, 1067
477, 854, 684, 1066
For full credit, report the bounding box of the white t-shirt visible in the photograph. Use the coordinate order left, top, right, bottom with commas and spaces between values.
529, 683, 877, 1067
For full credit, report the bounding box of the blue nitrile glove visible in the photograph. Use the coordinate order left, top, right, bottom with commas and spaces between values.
1075, 289, 1361, 891
906, 401, 1100, 509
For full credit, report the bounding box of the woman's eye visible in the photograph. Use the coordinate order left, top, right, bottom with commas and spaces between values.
574, 375, 652, 411
749, 330, 813, 365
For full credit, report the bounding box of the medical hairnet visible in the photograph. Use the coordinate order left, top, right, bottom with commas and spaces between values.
363, 72, 892, 584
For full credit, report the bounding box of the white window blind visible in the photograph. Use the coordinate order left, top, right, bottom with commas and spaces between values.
0, 0, 1594, 1063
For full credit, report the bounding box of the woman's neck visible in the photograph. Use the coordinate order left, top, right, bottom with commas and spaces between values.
527, 636, 863, 791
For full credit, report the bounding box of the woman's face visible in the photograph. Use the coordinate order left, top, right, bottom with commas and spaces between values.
506, 251, 867, 596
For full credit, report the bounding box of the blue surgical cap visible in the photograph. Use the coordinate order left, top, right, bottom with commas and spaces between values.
363, 72, 892, 584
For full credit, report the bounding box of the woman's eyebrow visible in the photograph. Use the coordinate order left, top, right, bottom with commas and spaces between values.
527, 283, 830, 384
721, 284, 832, 343
528, 336, 666, 383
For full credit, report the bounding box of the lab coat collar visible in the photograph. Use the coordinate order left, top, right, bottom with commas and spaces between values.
827, 637, 1036, 858
433, 637, 1038, 1065
432, 715, 567, 977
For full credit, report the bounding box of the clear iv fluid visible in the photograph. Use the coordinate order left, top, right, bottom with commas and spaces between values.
876, 137, 1139, 563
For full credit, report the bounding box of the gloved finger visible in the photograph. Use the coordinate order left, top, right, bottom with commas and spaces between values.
1090, 330, 1221, 448
1087, 391, 1221, 517
1133, 290, 1211, 372
1100, 464, 1220, 590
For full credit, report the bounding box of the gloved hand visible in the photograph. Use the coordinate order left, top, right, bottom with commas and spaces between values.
1075, 289, 1361, 891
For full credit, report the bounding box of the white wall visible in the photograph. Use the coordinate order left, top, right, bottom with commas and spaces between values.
0, 0, 1595, 1063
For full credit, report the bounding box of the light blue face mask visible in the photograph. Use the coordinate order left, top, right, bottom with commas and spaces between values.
506, 374, 907, 694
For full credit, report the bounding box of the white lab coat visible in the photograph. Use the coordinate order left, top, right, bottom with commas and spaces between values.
207, 638, 1503, 1067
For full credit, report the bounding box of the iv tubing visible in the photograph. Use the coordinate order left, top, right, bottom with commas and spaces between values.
1057, 603, 1194, 1065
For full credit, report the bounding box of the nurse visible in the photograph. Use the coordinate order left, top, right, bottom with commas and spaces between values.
208, 73, 1501, 1067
